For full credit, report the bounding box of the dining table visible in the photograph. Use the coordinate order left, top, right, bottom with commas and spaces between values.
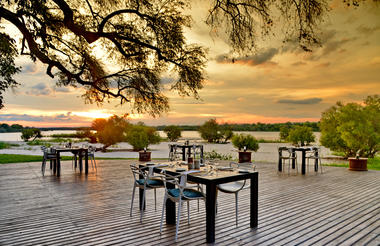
278, 146, 319, 174
139, 162, 258, 243
53, 147, 89, 177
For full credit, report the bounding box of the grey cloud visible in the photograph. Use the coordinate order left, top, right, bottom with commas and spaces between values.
160, 77, 175, 84
23, 64, 39, 74
25, 83, 53, 96
0, 113, 80, 122
54, 86, 70, 93
292, 61, 307, 66
277, 98, 322, 105
356, 25, 380, 35
215, 48, 278, 66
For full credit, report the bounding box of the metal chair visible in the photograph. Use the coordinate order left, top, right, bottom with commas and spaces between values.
41, 146, 57, 176
88, 146, 97, 169
217, 162, 253, 226
130, 164, 164, 222
306, 147, 323, 173
279, 147, 298, 174
160, 170, 205, 241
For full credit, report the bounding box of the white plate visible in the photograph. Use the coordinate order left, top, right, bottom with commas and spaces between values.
238, 169, 250, 173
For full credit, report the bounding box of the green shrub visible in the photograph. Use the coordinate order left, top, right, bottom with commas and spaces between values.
21, 128, 42, 142
320, 95, 379, 158
231, 134, 259, 152
204, 150, 234, 161
198, 119, 234, 143
287, 125, 315, 146
125, 123, 161, 151
164, 125, 182, 141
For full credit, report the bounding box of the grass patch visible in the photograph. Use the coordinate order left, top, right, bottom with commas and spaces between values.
0, 142, 20, 149
0, 154, 71, 164
325, 156, 380, 171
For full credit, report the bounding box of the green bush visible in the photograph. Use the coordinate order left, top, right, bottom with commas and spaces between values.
287, 125, 315, 146
164, 125, 182, 141
21, 128, 42, 142
93, 115, 129, 150
204, 150, 234, 161
320, 95, 379, 158
125, 123, 161, 151
231, 134, 259, 152
198, 119, 234, 143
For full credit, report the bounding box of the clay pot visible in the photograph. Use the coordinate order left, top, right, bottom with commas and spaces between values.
348, 157, 368, 171
238, 151, 252, 163
139, 151, 151, 162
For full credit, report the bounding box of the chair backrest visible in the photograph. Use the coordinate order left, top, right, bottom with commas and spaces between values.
88, 146, 96, 154
161, 170, 195, 200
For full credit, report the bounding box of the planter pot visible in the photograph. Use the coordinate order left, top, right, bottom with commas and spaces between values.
348, 157, 368, 171
139, 151, 151, 162
238, 151, 252, 163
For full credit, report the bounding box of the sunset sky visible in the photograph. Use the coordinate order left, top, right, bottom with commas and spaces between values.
1, 1, 379, 127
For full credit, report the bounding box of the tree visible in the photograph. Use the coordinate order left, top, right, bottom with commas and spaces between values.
164, 125, 182, 142
21, 128, 42, 142
1, 0, 373, 113
93, 115, 129, 150
125, 123, 161, 151
199, 119, 222, 143
279, 125, 291, 141
287, 125, 315, 146
320, 95, 379, 158
219, 125, 234, 143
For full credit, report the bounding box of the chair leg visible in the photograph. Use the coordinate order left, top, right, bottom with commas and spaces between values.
160, 194, 167, 234
235, 193, 239, 226
175, 198, 182, 242
187, 201, 190, 225
41, 159, 46, 176
140, 188, 146, 223
154, 188, 157, 211
130, 184, 136, 217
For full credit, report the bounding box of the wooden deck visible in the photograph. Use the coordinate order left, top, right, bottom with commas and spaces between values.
0, 160, 379, 245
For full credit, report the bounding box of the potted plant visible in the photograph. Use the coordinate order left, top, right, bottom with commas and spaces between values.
125, 124, 161, 162
348, 151, 368, 171
231, 134, 259, 163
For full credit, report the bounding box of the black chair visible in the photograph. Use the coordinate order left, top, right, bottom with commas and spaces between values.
41, 146, 57, 176
306, 147, 323, 173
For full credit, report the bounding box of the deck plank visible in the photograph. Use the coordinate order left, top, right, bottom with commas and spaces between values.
0, 160, 379, 245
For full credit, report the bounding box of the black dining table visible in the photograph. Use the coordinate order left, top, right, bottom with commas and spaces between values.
278, 146, 319, 174
53, 148, 89, 177
139, 163, 258, 243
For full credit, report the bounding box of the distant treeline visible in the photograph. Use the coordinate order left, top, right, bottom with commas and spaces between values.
1, 121, 320, 133
0, 123, 90, 133
156, 122, 320, 132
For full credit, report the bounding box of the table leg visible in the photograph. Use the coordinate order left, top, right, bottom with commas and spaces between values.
85, 150, 88, 175
206, 183, 217, 243
79, 151, 83, 173
182, 147, 186, 161
165, 181, 176, 224
302, 150, 306, 174
56, 152, 61, 177
278, 150, 282, 172
250, 173, 258, 228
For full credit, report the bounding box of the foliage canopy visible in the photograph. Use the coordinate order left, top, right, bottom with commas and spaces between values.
231, 133, 259, 152
164, 125, 182, 142
320, 95, 379, 158
1, 0, 374, 113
